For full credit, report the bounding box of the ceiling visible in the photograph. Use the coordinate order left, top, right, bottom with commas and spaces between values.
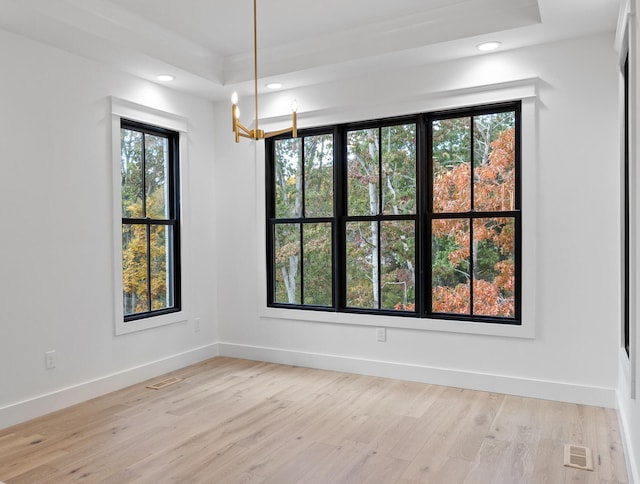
0, 0, 620, 100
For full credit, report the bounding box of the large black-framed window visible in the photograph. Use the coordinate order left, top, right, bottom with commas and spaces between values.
120, 119, 181, 321
624, 52, 630, 357
266, 101, 521, 324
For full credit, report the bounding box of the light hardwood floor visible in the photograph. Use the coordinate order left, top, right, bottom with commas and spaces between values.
0, 357, 629, 483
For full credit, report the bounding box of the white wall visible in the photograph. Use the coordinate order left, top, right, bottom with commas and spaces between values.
0, 28, 219, 429
617, 0, 640, 481
214, 33, 621, 408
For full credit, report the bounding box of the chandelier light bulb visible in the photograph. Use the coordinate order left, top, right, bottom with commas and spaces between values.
291, 100, 298, 113
231, 91, 239, 104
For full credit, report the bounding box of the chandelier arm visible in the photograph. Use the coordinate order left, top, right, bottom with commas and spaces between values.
235, 121, 253, 136
234, 120, 255, 142
263, 111, 297, 139
263, 128, 294, 139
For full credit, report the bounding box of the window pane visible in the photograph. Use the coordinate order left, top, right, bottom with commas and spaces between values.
150, 225, 174, 311
431, 219, 470, 314
274, 224, 301, 304
473, 112, 516, 211
275, 138, 303, 218
348, 128, 379, 216
302, 223, 332, 306
432, 118, 471, 213
381, 220, 415, 311
382, 124, 416, 215
145, 134, 170, 219
472, 218, 515, 317
122, 223, 148, 315
304, 135, 334, 217
121, 129, 143, 218
346, 221, 377, 308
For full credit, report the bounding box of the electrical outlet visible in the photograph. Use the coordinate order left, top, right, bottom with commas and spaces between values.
45, 350, 56, 369
376, 327, 386, 342
194, 317, 201, 333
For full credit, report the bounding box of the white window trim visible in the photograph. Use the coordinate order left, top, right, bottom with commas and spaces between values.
256, 78, 538, 339
617, 0, 638, 399
111, 97, 190, 335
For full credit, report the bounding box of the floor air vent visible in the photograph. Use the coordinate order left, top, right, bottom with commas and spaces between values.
146, 377, 183, 390
563, 444, 594, 471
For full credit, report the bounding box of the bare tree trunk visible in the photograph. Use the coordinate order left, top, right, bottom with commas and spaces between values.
282, 255, 299, 303
385, 175, 399, 215
370, 218, 379, 308
366, 138, 379, 308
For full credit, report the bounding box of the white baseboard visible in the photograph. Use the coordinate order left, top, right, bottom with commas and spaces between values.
1, 341, 618, 432
218, 342, 616, 408
0, 343, 219, 430
616, 390, 639, 484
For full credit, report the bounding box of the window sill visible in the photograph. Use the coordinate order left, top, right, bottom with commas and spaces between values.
259, 305, 534, 339
115, 310, 189, 335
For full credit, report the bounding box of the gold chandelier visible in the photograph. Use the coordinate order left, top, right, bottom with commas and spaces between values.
231, 0, 298, 142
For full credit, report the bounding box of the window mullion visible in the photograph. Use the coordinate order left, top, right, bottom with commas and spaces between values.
300, 222, 305, 305
301, 138, 306, 305
377, 127, 383, 310
422, 114, 432, 316
469, 216, 474, 316
146, 223, 152, 313
469, 117, 475, 316
141, 134, 147, 219
378, 127, 383, 216
301, 134, 306, 218
335, 126, 346, 311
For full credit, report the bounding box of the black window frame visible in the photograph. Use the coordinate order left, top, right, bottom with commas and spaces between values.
341, 116, 421, 314
624, 52, 630, 357
121, 118, 181, 322
266, 127, 337, 309
266, 101, 521, 325
426, 103, 522, 323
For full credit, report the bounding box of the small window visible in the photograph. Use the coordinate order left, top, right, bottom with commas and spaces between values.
120, 119, 181, 321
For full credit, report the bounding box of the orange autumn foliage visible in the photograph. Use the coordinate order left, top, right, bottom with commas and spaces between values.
432, 127, 516, 317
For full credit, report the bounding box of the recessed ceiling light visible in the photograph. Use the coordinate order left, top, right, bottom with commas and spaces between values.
157, 74, 175, 82
477, 41, 502, 52
266, 82, 283, 89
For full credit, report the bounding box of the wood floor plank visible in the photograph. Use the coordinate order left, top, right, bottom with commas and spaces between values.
261, 441, 337, 484
0, 357, 629, 484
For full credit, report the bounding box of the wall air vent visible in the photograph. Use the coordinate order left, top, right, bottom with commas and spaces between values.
146, 377, 183, 390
